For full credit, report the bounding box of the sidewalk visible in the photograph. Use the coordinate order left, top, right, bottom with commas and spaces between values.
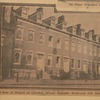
0, 79, 100, 89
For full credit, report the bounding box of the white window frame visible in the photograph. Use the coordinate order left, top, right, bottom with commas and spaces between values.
94, 46, 97, 56
39, 32, 45, 45
26, 50, 33, 66
78, 42, 82, 53
48, 35, 53, 47
65, 39, 69, 50
57, 37, 61, 49
89, 45, 92, 56
94, 61, 97, 73
56, 55, 61, 68
13, 48, 22, 65
99, 48, 100, 57
71, 41, 75, 52
83, 60, 88, 73
22, 8, 28, 18
83, 44, 87, 54
71, 58, 75, 69
63, 57, 70, 72
28, 29, 35, 43
47, 55, 53, 67
77, 59, 81, 69
15, 25, 24, 41
72, 26, 77, 34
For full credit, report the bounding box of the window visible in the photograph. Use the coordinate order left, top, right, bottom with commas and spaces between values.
26, 51, 33, 65
22, 8, 28, 18
78, 42, 82, 53
73, 26, 76, 34
28, 30, 35, 42
94, 46, 97, 56
94, 61, 97, 73
14, 49, 21, 64
65, 39, 69, 50
51, 18, 55, 25
57, 38, 61, 49
47, 55, 52, 67
78, 60, 81, 68
99, 48, 100, 57
89, 45, 92, 56
83, 61, 88, 73
48, 35, 53, 47
71, 41, 75, 52
98, 63, 100, 74
71, 59, 74, 68
62, 22, 66, 30
38, 13, 42, 20
56, 56, 60, 68
83, 45, 87, 54
15, 26, 23, 41
39, 32, 44, 44
63, 57, 70, 73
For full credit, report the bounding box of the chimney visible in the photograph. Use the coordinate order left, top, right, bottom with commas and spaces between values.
76, 24, 81, 36
15, 6, 29, 19
42, 16, 56, 28
28, 7, 43, 23
88, 30, 94, 40
56, 15, 67, 31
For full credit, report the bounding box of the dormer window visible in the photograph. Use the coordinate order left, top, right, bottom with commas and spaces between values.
51, 17, 55, 25
37, 12, 42, 20
73, 26, 77, 34
29, 7, 43, 23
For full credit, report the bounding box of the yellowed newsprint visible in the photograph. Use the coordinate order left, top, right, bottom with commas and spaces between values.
0, 0, 100, 96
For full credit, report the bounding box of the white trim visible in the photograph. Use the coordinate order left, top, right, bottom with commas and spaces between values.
77, 59, 81, 69
78, 42, 82, 53
50, 28, 70, 37
55, 55, 61, 68
26, 50, 34, 66
28, 29, 35, 43
37, 52, 46, 55
39, 32, 45, 45
63, 56, 70, 59
71, 58, 75, 69
47, 55, 53, 67
65, 39, 69, 51
48, 34, 54, 47
17, 19, 45, 29
13, 48, 22, 65
15, 26, 24, 41
16, 24, 24, 28
71, 41, 76, 52
57, 37, 62, 49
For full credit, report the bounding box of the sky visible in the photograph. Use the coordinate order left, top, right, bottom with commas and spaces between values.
13, 6, 100, 34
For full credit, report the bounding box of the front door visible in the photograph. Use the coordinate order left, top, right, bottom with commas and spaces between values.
83, 61, 88, 73
37, 53, 45, 72
63, 58, 70, 73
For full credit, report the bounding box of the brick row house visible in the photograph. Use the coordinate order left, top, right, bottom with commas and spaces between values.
1, 5, 100, 80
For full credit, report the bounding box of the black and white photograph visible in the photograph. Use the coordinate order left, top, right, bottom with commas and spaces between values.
0, 0, 100, 95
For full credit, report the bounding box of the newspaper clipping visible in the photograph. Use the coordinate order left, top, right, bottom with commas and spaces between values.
0, 0, 100, 96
